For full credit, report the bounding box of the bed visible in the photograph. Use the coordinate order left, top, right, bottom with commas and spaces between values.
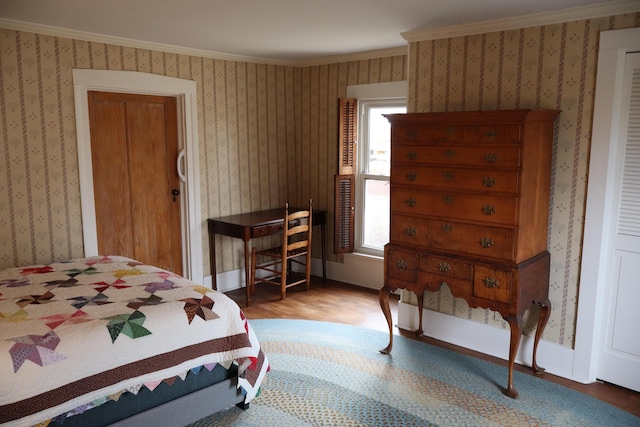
0, 255, 269, 427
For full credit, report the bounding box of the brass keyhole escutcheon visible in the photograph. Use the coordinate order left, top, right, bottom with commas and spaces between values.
406, 197, 417, 207
480, 237, 494, 248
407, 130, 418, 140
483, 177, 496, 188
481, 204, 496, 215
483, 277, 498, 288
484, 153, 498, 163
397, 259, 408, 269
407, 172, 417, 181
407, 151, 418, 160
438, 262, 450, 273
405, 226, 416, 236
441, 223, 454, 233
442, 171, 455, 181
442, 195, 455, 205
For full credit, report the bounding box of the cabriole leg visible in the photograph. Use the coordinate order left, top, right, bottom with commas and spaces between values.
505, 315, 523, 399
379, 285, 394, 354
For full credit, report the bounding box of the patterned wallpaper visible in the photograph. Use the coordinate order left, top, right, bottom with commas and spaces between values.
0, 27, 406, 273
404, 13, 640, 348
1, 10, 638, 350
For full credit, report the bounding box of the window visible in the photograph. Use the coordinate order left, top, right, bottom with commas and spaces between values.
335, 82, 407, 257
356, 100, 406, 255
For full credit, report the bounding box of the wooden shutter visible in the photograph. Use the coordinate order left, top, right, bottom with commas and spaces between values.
334, 98, 357, 254
335, 174, 355, 253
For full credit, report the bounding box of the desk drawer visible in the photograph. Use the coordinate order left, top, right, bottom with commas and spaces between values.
252, 223, 283, 237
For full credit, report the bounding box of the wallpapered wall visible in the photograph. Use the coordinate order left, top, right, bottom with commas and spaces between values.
403, 13, 640, 348
1, 10, 638, 350
0, 27, 406, 274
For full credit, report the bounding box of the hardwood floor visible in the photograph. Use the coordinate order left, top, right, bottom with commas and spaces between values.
225, 276, 640, 417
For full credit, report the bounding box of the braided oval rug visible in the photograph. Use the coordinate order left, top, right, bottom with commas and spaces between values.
189, 319, 639, 427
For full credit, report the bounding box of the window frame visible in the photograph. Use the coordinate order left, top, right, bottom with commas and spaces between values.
355, 98, 406, 256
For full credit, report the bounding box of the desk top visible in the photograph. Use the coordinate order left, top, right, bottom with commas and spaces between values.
209, 207, 326, 227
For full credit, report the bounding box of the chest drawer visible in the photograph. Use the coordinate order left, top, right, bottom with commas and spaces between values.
420, 254, 473, 280
391, 186, 518, 226
429, 220, 515, 260
392, 145, 521, 168
392, 164, 519, 193
385, 246, 418, 283
390, 214, 430, 245
391, 124, 521, 145
473, 264, 512, 303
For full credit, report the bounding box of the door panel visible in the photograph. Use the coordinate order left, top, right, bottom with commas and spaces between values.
88, 91, 182, 275
597, 52, 640, 392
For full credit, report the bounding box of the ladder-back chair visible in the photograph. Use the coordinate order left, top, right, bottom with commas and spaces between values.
250, 200, 313, 300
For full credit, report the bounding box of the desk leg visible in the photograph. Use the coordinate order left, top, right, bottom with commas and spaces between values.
321, 223, 327, 280
209, 231, 217, 291
244, 240, 251, 307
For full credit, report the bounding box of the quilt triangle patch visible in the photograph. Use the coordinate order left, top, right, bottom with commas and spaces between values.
180, 294, 218, 324
104, 310, 152, 343
8, 330, 66, 372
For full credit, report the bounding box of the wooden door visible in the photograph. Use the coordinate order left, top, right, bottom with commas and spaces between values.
596, 52, 640, 392
87, 91, 182, 275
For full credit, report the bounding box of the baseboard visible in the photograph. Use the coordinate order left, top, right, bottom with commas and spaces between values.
397, 301, 581, 383
206, 256, 383, 292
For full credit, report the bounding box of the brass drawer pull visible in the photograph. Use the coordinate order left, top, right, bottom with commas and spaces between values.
444, 149, 456, 159
481, 204, 496, 215
483, 277, 498, 288
482, 177, 496, 188
438, 262, 450, 272
442, 195, 455, 205
405, 226, 416, 236
484, 153, 498, 163
407, 172, 417, 181
406, 197, 417, 207
407, 130, 418, 140
442, 171, 455, 181
480, 237, 494, 248
397, 259, 408, 269
407, 151, 418, 160
485, 129, 500, 139
441, 223, 454, 233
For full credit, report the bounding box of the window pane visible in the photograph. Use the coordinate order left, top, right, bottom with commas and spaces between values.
363, 179, 389, 249
367, 106, 405, 176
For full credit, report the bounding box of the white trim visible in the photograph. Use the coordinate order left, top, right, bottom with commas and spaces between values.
72, 69, 204, 286
576, 27, 640, 384
347, 81, 408, 100
397, 302, 577, 381
296, 46, 408, 67
0, 18, 296, 66
402, 0, 640, 42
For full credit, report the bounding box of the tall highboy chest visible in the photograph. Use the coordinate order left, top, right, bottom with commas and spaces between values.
379, 110, 560, 398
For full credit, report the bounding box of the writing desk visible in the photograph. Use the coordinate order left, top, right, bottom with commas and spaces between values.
208, 207, 327, 306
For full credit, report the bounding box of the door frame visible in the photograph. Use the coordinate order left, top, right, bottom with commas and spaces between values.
72, 69, 203, 285
575, 27, 640, 383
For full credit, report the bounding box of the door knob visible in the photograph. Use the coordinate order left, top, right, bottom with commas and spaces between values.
171, 189, 180, 202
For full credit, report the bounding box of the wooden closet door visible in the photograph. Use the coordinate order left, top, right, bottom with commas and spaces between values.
87, 91, 182, 275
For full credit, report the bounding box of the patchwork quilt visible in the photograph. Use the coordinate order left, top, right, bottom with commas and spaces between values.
0, 256, 268, 427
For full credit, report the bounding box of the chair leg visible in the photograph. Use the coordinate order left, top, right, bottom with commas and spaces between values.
280, 257, 287, 300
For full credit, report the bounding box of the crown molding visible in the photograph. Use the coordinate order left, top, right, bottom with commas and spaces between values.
0, 18, 297, 66
0, 17, 407, 67
402, 0, 640, 42
295, 46, 408, 67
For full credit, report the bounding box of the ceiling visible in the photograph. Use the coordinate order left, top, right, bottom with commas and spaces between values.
0, 0, 634, 63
